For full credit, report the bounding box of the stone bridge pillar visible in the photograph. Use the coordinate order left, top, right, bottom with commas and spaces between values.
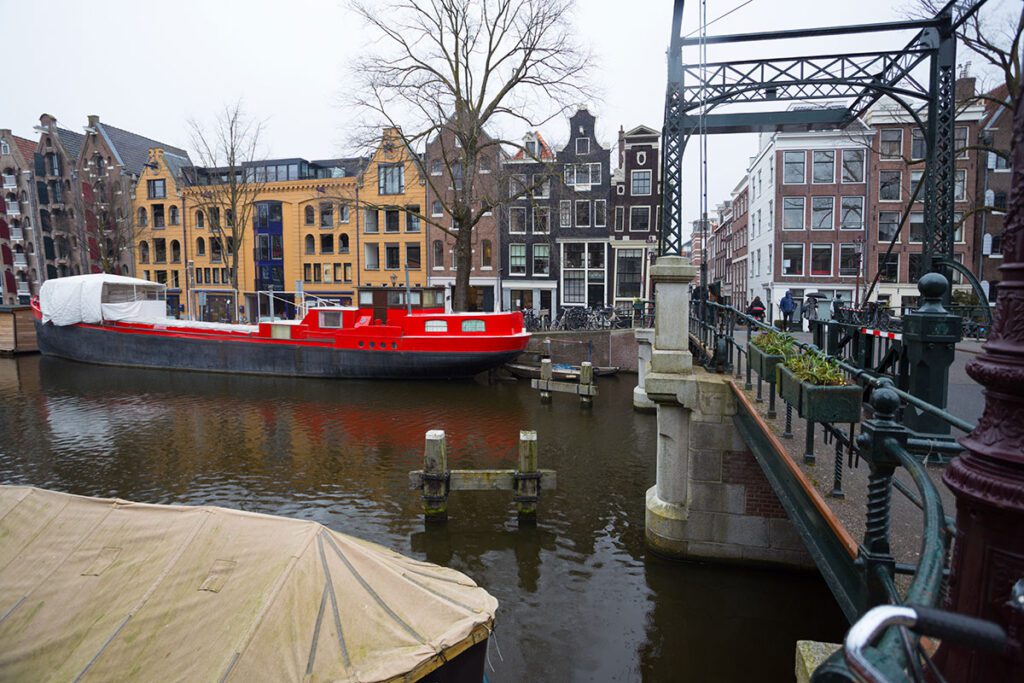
644, 256, 810, 567
634, 327, 655, 412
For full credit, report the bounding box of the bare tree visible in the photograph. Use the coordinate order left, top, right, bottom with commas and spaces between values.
187, 102, 266, 321
350, 0, 592, 311
83, 154, 134, 275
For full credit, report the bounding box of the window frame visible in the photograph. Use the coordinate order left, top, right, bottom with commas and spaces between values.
840, 196, 865, 231
839, 244, 861, 277
782, 151, 806, 184
841, 148, 866, 183
811, 150, 835, 184
575, 137, 590, 155
810, 243, 834, 276
781, 243, 805, 276
629, 206, 650, 233
879, 170, 902, 202
509, 243, 527, 276
575, 199, 591, 227
811, 196, 835, 230
509, 206, 527, 234
630, 169, 652, 196
782, 196, 806, 230
879, 129, 904, 160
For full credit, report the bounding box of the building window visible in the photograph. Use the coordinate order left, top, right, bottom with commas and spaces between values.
560, 200, 571, 228
509, 243, 526, 275
614, 206, 625, 232
431, 200, 443, 217
839, 244, 861, 276
378, 163, 404, 194
631, 170, 652, 195
954, 169, 966, 201
910, 169, 924, 194
481, 240, 493, 268
196, 237, 206, 256
154, 238, 167, 263
637, 151, 647, 166
510, 173, 527, 197
532, 174, 550, 199
575, 200, 591, 227
576, 137, 590, 154
533, 207, 550, 234
384, 209, 401, 233
433, 240, 444, 269
364, 209, 379, 233
509, 207, 527, 234
955, 126, 969, 159
385, 243, 401, 269
783, 197, 805, 230
407, 243, 421, 269
810, 244, 833, 276
783, 151, 805, 184
594, 200, 607, 227
779, 244, 804, 276
137, 207, 148, 227
430, 159, 442, 175
615, 248, 643, 299
153, 204, 165, 228
321, 234, 334, 254
630, 206, 650, 232
909, 253, 926, 283
877, 253, 899, 282
305, 205, 315, 225
532, 244, 550, 275
879, 170, 902, 201
169, 205, 179, 225
878, 211, 900, 242
840, 197, 864, 230
479, 156, 491, 174
196, 210, 204, 228
405, 206, 421, 232
811, 197, 834, 230
364, 243, 379, 269
320, 203, 334, 227
147, 179, 166, 199
139, 241, 150, 263
909, 212, 924, 242
841, 149, 865, 183
880, 129, 903, 159
339, 203, 350, 223
171, 240, 181, 263
911, 129, 927, 160
305, 234, 315, 255
812, 151, 834, 184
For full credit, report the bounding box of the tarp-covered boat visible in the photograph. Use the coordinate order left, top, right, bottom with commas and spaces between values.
33, 274, 530, 379
0, 486, 497, 682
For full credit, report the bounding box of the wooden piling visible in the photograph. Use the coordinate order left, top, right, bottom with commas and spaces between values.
540, 358, 552, 402
515, 431, 540, 524
422, 429, 449, 522
580, 362, 594, 408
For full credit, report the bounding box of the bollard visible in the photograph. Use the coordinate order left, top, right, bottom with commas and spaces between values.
540, 358, 552, 402
579, 362, 594, 407
422, 430, 449, 522
514, 431, 540, 524
543, 337, 552, 359
804, 421, 816, 464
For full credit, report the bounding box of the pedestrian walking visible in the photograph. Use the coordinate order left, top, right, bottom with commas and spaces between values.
780, 291, 797, 331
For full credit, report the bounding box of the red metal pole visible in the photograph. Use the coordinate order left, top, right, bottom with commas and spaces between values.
936, 93, 1024, 679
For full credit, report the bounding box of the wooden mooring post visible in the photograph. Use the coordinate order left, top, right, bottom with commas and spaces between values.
409, 429, 557, 524
531, 358, 597, 407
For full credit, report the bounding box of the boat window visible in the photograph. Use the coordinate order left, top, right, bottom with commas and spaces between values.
461, 319, 486, 332
425, 320, 448, 333
319, 311, 343, 328
359, 291, 373, 305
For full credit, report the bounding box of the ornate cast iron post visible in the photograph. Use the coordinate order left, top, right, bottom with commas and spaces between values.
937, 93, 1024, 680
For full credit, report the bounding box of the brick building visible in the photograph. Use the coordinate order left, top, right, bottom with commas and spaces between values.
0, 131, 41, 303
610, 125, 661, 308
974, 85, 1012, 303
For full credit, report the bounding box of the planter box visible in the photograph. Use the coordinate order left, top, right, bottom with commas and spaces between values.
749, 343, 786, 383
778, 364, 863, 423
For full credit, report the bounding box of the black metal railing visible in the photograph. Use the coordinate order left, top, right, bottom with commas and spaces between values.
689, 298, 995, 681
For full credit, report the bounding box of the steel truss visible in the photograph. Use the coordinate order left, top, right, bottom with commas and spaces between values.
659, 0, 987, 290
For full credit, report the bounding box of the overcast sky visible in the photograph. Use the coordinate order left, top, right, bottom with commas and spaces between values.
1, 0, 1011, 228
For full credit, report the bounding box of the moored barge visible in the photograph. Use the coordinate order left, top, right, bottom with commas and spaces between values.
33, 274, 529, 379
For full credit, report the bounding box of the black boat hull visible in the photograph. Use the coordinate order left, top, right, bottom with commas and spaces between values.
35, 321, 523, 379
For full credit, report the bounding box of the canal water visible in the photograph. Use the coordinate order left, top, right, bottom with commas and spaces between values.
0, 355, 846, 681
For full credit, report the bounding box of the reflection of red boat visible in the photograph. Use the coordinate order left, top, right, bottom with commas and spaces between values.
33, 275, 529, 379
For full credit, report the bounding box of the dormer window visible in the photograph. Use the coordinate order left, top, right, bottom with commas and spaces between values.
576, 138, 590, 155
526, 140, 538, 157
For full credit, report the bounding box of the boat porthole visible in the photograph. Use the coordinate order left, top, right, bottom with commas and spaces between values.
370, 341, 375, 348
359, 340, 365, 347
391, 342, 397, 350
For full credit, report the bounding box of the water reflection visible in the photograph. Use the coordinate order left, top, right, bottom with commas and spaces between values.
0, 355, 846, 680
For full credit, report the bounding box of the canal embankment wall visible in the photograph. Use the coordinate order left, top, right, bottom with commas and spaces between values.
525, 329, 640, 371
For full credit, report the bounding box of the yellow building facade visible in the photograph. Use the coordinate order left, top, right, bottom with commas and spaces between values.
132, 131, 427, 321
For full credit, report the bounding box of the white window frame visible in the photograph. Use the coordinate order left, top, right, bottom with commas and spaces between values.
954, 169, 967, 201
879, 129, 903, 160
841, 148, 866, 183
576, 138, 590, 154
532, 174, 550, 199
629, 206, 651, 232
614, 206, 625, 232
782, 196, 805, 230
839, 244, 861, 277
508, 206, 527, 234
840, 196, 865, 231
532, 243, 550, 276
879, 170, 902, 202
810, 243, 834, 277
575, 199, 590, 227
630, 169, 652, 196
509, 243, 527, 276
781, 243, 805, 277
559, 200, 572, 228
533, 206, 550, 234
594, 199, 607, 228
909, 212, 924, 243
782, 151, 806, 185
955, 126, 969, 159
811, 196, 835, 230
636, 151, 647, 166
431, 200, 443, 217
878, 211, 901, 243
811, 150, 835, 184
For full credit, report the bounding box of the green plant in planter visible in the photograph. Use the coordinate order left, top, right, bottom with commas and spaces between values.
749, 331, 796, 380
779, 352, 862, 423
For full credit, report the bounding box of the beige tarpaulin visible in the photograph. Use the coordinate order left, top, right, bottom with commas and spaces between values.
0, 486, 497, 682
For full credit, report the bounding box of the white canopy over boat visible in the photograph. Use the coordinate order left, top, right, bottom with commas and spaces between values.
0, 486, 497, 682
39, 273, 168, 326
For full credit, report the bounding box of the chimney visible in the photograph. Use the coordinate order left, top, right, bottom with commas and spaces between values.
955, 77, 976, 102
39, 113, 56, 129
87, 115, 100, 128
618, 125, 625, 168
